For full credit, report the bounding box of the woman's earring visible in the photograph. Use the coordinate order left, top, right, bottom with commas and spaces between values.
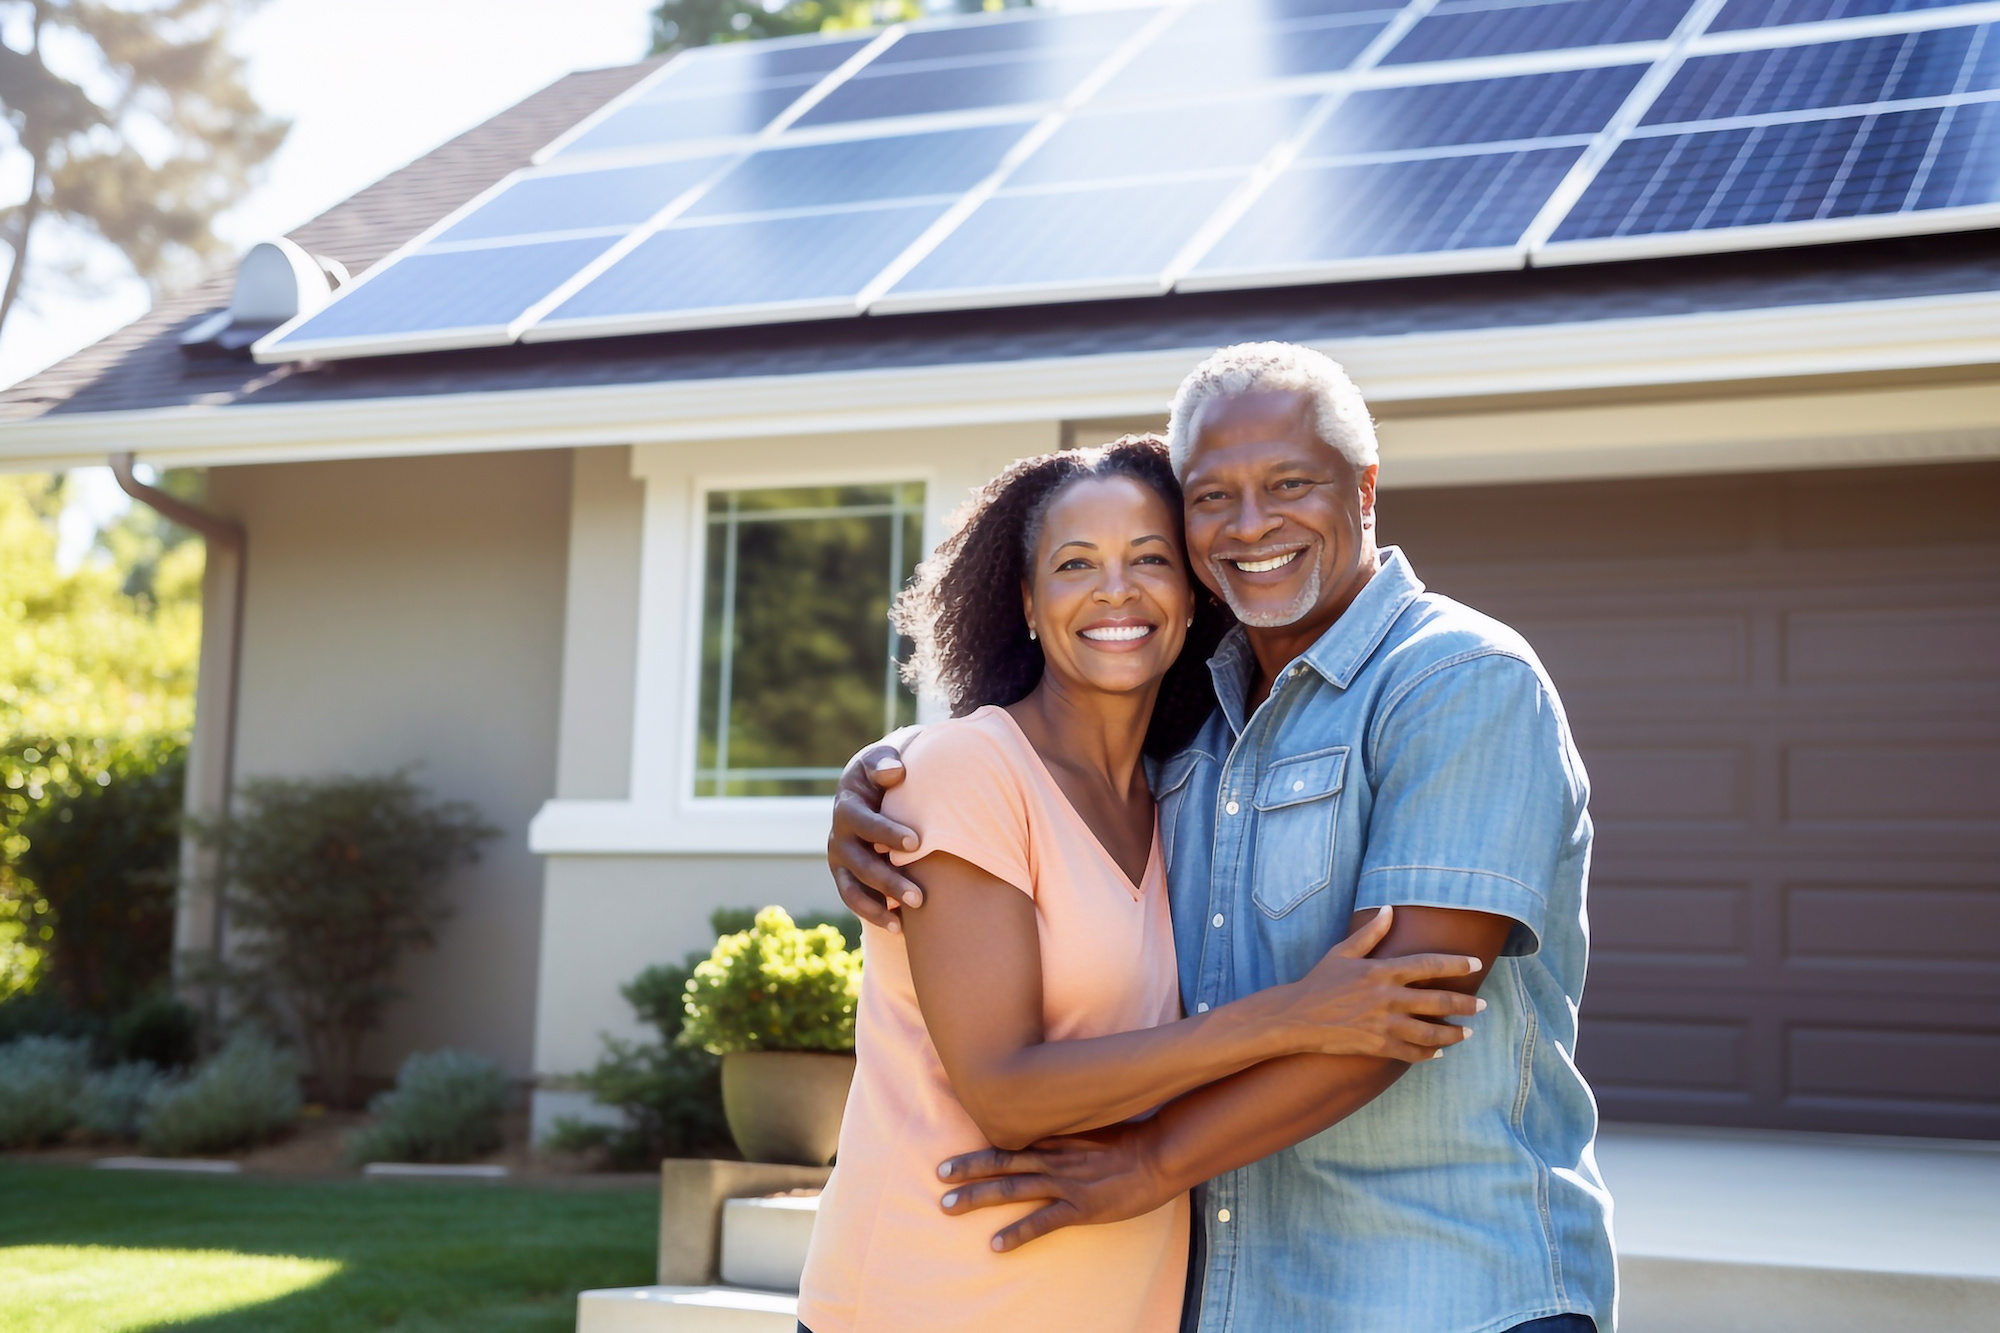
1028, 626, 1037, 641
1185, 616, 1194, 628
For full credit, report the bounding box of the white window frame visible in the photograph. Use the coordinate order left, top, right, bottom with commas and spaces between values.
678, 467, 932, 808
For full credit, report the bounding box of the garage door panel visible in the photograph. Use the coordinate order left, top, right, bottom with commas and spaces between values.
1585, 745, 1750, 824
1592, 881, 1751, 964
1784, 743, 2000, 824
1788, 1028, 2000, 1111
1583, 1018, 1748, 1093
1780, 463, 2000, 551
1512, 614, 1750, 687
1785, 884, 2000, 973
1784, 605, 2000, 685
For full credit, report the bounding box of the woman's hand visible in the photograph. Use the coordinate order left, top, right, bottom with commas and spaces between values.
827, 742, 924, 930
1262, 906, 1485, 1061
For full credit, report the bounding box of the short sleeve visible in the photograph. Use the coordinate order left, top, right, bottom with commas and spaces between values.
882, 718, 1036, 898
1355, 653, 1587, 956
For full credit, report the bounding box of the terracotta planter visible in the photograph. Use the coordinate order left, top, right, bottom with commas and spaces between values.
719, 1050, 856, 1166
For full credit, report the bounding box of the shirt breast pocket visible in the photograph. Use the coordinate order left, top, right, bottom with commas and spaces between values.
1250, 746, 1348, 919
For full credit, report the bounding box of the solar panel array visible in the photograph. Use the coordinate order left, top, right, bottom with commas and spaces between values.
257, 0, 2000, 362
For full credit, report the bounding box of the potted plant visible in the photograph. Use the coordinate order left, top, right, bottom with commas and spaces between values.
681, 907, 860, 1166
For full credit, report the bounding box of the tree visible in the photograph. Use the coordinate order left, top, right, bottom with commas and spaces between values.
649, 0, 1028, 55
0, 472, 203, 999
0, 0, 289, 342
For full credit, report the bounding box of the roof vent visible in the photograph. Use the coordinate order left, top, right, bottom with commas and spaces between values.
181, 238, 349, 359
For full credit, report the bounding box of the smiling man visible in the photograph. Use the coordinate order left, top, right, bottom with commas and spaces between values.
828, 343, 1613, 1333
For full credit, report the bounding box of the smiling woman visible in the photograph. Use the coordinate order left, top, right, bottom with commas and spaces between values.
0, 1245, 340, 1332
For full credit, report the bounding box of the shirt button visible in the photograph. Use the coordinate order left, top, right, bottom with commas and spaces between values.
1224, 800, 1240, 815
1211, 913, 1225, 928
1196, 1002, 1210, 1013
1292, 779, 1305, 792
1217, 1209, 1232, 1223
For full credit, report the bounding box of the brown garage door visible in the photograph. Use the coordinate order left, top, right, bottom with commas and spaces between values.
1393, 461, 2000, 1140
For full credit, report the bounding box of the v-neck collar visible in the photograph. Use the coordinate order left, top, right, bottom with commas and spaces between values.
984, 706, 1159, 901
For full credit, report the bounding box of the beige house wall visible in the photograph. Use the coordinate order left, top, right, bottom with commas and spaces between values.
207, 448, 572, 1079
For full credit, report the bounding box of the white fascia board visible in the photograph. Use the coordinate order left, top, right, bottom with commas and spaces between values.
9, 288, 2000, 474
529, 797, 831, 855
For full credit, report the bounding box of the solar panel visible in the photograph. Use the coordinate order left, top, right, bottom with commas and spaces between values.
549, 34, 873, 160
1543, 98, 2000, 255
1097, 4, 1389, 102
265, 237, 620, 353
1649, 22, 2000, 123
794, 7, 1150, 127
435, 157, 728, 244
877, 177, 1235, 312
1308, 64, 1646, 155
1381, 0, 1695, 66
529, 202, 950, 336
1185, 144, 1586, 286
1709, 0, 1990, 31
686, 123, 1029, 216
1007, 94, 1319, 186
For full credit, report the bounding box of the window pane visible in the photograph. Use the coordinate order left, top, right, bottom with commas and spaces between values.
696, 482, 924, 797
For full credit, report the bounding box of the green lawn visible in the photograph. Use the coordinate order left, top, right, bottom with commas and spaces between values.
0, 1162, 657, 1332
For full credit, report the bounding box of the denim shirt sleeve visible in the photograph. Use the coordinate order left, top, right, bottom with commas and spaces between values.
1353, 650, 1583, 956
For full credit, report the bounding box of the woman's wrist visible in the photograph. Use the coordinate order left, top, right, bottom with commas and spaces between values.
1214, 983, 1313, 1063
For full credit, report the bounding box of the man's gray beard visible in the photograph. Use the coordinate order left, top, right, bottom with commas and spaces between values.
1211, 557, 1323, 629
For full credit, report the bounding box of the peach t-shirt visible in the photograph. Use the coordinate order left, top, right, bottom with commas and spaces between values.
797, 706, 1188, 1333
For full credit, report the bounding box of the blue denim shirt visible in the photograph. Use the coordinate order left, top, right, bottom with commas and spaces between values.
1155, 548, 1614, 1333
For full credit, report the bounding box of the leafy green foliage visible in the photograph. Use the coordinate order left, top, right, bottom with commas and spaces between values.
0, 1035, 90, 1147
76, 1060, 170, 1140
546, 954, 732, 1168
1, 472, 201, 999
187, 772, 494, 1108
139, 1029, 301, 1156
12, 742, 185, 1014
681, 907, 860, 1056
0, 0, 289, 340
343, 1049, 512, 1166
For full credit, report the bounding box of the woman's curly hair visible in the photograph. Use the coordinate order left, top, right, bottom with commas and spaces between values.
893, 435, 1236, 760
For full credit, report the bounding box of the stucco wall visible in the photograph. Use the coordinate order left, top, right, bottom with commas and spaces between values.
207, 448, 572, 1078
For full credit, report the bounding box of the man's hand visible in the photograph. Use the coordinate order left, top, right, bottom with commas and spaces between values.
828, 742, 922, 931
937, 1123, 1170, 1253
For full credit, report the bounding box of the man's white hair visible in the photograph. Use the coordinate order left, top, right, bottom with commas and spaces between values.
1166, 342, 1379, 477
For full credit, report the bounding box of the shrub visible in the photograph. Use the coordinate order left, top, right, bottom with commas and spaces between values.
0, 988, 101, 1046
188, 772, 494, 1107
681, 907, 860, 1056
140, 1030, 301, 1156
77, 1061, 169, 1140
0, 1035, 90, 1146
109, 993, 200, 1070
8, 739, 185, 1014
344, 1049, 511, 1165
548, 958, 732, 1168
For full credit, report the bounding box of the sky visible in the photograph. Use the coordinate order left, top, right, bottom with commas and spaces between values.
3, 0, 662, 557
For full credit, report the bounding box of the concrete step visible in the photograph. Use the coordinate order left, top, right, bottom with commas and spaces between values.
719, 1196, 817, 1293
575, 1285, 796, 1333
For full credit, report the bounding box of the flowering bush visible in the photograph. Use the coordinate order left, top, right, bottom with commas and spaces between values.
680, 907, 859, 1056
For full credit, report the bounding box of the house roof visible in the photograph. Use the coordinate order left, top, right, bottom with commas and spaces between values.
4, 53, 2000, 439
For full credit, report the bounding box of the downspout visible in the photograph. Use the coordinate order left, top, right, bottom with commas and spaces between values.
109, 454, 246, 1031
